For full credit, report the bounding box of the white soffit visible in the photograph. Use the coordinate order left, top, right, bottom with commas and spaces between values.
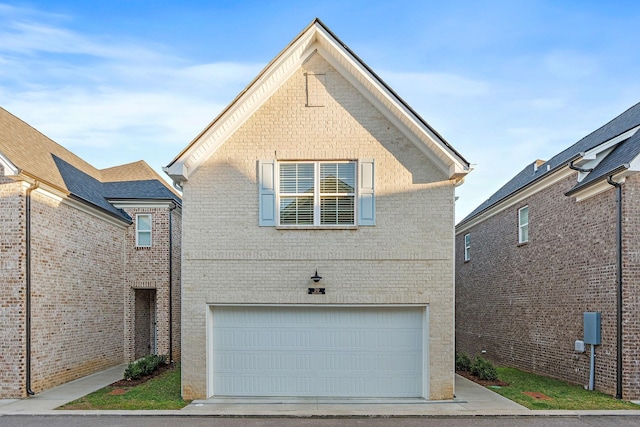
166, 20, 468, 183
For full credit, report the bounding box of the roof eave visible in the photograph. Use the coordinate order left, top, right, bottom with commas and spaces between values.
165, 18, 470, 185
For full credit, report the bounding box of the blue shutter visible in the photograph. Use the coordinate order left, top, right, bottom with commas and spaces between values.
258, 160, 276, 226
358, 159, 375, 226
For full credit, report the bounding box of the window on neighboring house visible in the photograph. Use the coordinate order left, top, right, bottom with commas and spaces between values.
464, 233, 471, 261
518, 206, 529, 244
258, 159, 375, 227
136, 214, 152, 247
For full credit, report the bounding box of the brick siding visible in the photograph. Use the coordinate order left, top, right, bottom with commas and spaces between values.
456, 171, 640, 399
0, 175, 181, 397
181, 54, 457, 400
28, 189, 126, 393
122, 207, 181, 362
0, 178, 26, 398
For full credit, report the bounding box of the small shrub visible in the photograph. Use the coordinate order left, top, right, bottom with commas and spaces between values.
455, 352, 472, 372
470, 356, 498, 381
124, 354, 168, 381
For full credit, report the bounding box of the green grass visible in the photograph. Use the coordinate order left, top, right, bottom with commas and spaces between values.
490, 366, 640, 410
60, 363, 190, 410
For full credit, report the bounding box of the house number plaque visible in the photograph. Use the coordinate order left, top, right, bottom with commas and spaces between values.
308, 287, 326, 295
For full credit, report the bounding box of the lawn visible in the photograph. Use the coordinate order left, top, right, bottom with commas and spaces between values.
489, 366, 640, 410
60, 363, 190, 410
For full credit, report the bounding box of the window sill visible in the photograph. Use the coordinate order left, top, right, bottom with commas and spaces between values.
276, 225, 358, 230
517, 241, 528, 247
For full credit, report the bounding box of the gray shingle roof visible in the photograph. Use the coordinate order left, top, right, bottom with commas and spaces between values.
459, 102, 640, 225
1, 107, 181, 223
566, 131, 640, 195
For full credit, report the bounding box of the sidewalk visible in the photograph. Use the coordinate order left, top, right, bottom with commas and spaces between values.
0, 368, 638, 417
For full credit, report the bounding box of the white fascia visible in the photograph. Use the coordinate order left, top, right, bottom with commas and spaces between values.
0, 152, 19, 176
314, 42, 468, 181
109, 199, 180, 210
573, 126, 640, 182
456, 166, 575, 235
166, 30, 318, 185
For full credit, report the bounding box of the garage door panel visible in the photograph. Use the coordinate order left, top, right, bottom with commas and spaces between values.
211, 306, 424, 397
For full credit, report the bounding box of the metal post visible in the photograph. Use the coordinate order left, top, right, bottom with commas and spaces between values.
589, 344, 596, 391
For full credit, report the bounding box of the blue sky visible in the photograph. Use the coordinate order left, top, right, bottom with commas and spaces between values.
1, 1, 639, 221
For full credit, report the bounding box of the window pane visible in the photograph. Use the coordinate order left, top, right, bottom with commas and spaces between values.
280, 196, 313, 225
137, 215, 151, 231
280, 163, 314, 194
138, 231, 151, 247
320, 163, 355, 193
320, 196, 354, 225
520, 224, 529, 243
519, 206, 528, 225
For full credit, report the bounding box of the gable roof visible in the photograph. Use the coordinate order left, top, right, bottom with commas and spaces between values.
459, 102, 640, 227
165, 18, 470, 184
0, 107, 181, 222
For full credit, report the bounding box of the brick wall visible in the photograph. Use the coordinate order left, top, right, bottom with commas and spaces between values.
0, 177, 26, 398
456, 171, 640, 398
123, 206, 182, 362
622, 173, 640, 398
180, 54, 457, 399
29, 189, 127, 393
170, 210, 182, 362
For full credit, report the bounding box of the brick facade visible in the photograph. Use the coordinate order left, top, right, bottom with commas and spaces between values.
123, 207, 182, 362
0, 180, 182, 398
180, 54, 457, 400
29, 189, 126, 393
456, 171, 640, 399
0, 177, 26, 398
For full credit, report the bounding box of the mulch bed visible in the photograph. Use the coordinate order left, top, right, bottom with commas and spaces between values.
457, 370, 510, 387
109, 362, 175, 388
522, 391, 552, 400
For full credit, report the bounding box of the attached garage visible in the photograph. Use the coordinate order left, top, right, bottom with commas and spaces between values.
208, 305, 428, 398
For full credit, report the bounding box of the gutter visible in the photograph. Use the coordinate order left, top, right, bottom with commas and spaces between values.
606, 175, 623, 400
568, 160, 594, 173
25, 181, 39, 396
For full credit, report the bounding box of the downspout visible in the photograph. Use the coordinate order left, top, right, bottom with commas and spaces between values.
25, 181, 39, 396
168, 203, 176, 363
607, 175, 623, 399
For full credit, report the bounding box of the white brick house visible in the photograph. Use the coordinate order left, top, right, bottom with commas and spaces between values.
0, 107, 182, 398
165, 19, 470, 400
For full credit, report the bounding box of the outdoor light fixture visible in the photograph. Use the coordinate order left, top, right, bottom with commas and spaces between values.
311, 270, 322, 283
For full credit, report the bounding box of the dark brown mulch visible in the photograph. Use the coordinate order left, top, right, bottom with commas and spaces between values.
110, 363, 175, 388
457, 370, 510, 387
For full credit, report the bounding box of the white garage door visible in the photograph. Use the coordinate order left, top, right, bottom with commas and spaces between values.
210, 306, 425, 397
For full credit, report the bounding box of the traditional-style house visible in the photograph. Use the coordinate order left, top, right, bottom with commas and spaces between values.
456, 102, 640, 399
165, 19, 470, 400
0, 107, 181, 398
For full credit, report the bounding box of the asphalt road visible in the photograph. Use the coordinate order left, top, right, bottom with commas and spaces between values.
1, 416, 640, 427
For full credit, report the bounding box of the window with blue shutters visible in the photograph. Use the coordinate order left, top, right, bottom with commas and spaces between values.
258, 159, 375, 227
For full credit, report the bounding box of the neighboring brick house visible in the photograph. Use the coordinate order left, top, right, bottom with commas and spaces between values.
0, 107, 182, 398
165, 19, 470, 400
456, 102, 640, 399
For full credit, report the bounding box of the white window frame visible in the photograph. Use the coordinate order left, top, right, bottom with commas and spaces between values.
518, 206, 529, 244
277, 161, 357, 228
136, 214, 152, 247
464, 233, 471, 261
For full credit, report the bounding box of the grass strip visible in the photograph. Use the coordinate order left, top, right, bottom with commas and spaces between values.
491, 366, 640, 410
60, 363, 189, 410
